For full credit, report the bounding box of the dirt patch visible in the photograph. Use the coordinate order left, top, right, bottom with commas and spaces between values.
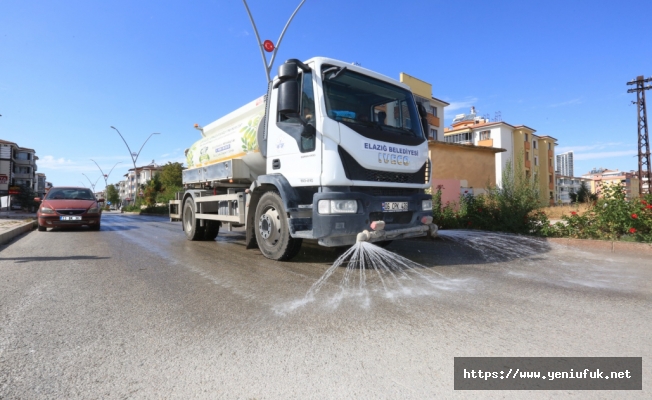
541, 203, 591, 219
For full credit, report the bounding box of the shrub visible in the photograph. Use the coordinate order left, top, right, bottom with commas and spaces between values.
544, 184, 652, 242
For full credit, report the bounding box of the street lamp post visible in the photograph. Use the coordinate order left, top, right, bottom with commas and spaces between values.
82, 173, 101, 193
90, 159, 122, 192
110, 126, 160, 203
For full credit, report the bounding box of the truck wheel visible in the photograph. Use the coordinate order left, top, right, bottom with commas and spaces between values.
203, 220, 220, 241
254, 191, 302, 261
183, 198, 204, 241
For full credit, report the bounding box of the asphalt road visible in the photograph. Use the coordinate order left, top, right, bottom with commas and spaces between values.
0, 212, 650, 399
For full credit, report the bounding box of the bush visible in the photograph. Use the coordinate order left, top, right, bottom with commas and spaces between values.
431, 159, 547, 235
545, 184, 652, 242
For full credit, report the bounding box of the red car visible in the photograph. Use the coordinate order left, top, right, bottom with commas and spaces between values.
35, 187, 103, 231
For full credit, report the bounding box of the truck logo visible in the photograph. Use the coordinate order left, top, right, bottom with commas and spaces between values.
378, 153, 409, 166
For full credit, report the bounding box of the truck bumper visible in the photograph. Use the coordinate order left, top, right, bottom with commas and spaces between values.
298, 190, 434, 247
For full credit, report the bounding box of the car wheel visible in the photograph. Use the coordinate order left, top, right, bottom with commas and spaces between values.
254, 191, 302, 261
37, 224, 46, 232
183, 198, 204, 240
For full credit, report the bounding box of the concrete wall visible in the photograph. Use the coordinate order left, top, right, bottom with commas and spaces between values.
429, 141, 501, 206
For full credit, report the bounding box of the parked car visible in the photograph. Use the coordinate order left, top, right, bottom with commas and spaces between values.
35, 187, 103, 231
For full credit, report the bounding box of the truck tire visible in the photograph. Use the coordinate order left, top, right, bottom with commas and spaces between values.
183, 198, 204, 241
254, 191, 302, 261
203, 220, 220, 241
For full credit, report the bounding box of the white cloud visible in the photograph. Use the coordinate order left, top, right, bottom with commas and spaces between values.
445, 98, 478, 114
556, 142, 626, 153
548, 98, 582, 108
574, 150, 637, 161
38, 155, 76, 170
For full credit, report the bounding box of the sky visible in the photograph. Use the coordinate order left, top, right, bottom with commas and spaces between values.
1, 0, 650, 190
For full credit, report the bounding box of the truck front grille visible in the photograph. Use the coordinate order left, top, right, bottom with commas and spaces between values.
338, 146, 428, 184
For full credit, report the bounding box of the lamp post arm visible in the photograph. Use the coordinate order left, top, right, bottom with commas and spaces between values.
134, 133, 159, 165
269, 0, 306, 70
106, 162, 123, 181
110, 126, 136, 164
242, 0, 271, 83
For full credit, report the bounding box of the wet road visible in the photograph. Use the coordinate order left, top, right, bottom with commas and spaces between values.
1, 212, 650, 399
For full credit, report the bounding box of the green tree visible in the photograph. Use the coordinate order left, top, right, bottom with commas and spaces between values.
572, 181, 596, 203
144, 174, 162, 206
14, 183, 38, 211
105, 184, 120, 206
159, 162, 183, 189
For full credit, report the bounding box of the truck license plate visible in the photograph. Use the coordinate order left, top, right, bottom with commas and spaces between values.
381, 202, 408, 212
60, 216, 81, 221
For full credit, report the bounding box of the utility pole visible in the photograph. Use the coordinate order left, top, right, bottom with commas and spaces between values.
627, 75, 652, 195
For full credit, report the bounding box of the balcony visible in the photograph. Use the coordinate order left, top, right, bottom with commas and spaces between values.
13, 172, 32, 179
524, 141, 531, 150
549, 182, 554, 190
548, 150, 553, 158
426, 114, 440, 127
549, 165, 553, 173
478, 139, 494, 147
525, 160, 531, 169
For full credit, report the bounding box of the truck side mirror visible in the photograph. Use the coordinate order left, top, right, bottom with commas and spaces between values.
278, 80, 300, 115
417, 103, 429, 139
277, 62, 300, 116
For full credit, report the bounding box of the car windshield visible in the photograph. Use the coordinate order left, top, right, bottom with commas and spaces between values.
46, 189, 96, 200
321, 65, 424, 140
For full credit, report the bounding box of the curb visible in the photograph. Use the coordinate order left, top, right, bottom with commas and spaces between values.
0, 220, 38, 245
546, 237, 652, 255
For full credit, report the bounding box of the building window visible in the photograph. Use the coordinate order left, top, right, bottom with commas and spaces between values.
479, 130, 490, 140
430, 106, 437, 117
430, 128, 438, 139
533, 140, 538, 149
444, 132, 473, 144
534, 156, 539, 166
548, 143, 552, 150
525, 151, 529, 160
14, 152, 31, 161
524, 133, 529, 142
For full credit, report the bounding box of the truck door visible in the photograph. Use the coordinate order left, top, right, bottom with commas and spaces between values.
266, 67, 321, 187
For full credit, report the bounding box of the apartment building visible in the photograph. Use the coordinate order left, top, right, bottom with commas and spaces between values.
556, 151, 574, 177
443, 108, 557, 205
120, 161, 163, 205
582, 168, 640, 199
398, 73, 449, 141
0, 139, 41, 202
555, 174, 592, 204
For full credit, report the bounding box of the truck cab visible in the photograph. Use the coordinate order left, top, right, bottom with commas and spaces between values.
262, 58, 434, 247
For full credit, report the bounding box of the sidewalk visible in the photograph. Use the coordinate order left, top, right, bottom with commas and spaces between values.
0, 210, 37, 244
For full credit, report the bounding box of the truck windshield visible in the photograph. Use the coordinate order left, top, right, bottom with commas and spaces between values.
321, 65, 424, 143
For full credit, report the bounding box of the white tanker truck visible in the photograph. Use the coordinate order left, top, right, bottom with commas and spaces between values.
169, 57, 437, 261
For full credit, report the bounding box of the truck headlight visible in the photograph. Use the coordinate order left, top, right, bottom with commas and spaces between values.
318, 200, 358, 214
422, 199, 433, 211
